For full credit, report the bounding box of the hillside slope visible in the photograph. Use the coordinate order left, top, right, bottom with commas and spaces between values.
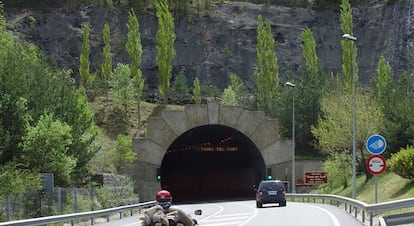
4, 1, 414, 100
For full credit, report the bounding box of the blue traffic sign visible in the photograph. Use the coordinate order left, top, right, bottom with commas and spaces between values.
366, 134, 387, 155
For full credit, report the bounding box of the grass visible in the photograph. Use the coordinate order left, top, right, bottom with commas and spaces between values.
326, 171, 414, 204
313, 170, 414, 217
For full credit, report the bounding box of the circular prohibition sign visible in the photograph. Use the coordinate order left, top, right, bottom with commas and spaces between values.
366, 155, 387, 175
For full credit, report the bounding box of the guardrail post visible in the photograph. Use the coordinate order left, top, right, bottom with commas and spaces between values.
354, 207, 357, 218
369, 213, 373, 226
362, 210, 365, 223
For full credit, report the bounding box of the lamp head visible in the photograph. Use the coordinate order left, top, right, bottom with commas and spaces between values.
342, 34, 357, 41
285, 82, 295, 87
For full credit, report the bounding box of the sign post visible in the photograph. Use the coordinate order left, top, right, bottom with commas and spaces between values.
365, 134, 387, 203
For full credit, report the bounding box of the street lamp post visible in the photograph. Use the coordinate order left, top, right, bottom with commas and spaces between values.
285, 81, 296, 193
342, 33, 357, 199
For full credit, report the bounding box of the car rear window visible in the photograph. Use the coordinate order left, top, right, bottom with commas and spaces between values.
259, 181, 284, 191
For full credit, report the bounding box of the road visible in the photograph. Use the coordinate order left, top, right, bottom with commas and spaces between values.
94, 200, 365, 226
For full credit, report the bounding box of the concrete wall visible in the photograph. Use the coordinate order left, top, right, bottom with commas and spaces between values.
126, 101, 292, 201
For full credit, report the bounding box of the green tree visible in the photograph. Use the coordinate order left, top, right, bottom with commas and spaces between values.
389, 146, 414, 180
192, 77, 201, 104
110, 63, 135, 115
373, 56, 392, 102
20, 113, 76, 186
255, 15, 279, 114
301, 28, 319, 76
381, 73, 414, 154
0, 161, 41, 196
311, 86, 384, 180
282, 28, 325, 152
101, 22, 112, 104
110, 134, 137, 172
228, 72, 242, 95
221, 86, 238, 106
320, 152, 351, 191
0, 28, 98, 185
126, 8, 145, 130
0, 1, 5, 29
79, 22, 95, 93
155, 0, 176, 105
0, 96, 29, 164
340, 0, 358, 92
170, 70, 190, 103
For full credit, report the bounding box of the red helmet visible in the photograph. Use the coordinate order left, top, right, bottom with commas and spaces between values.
156, 190, 172, 202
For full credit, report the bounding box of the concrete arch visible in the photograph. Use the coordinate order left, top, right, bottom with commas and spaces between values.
127, 100, 292, 201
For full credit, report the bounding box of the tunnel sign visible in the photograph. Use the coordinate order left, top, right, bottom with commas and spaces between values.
366, 155, 386, 175
305, 172, 327, 184
366, 134, 387, 155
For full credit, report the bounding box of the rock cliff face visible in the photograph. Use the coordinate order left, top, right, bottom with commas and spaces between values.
4, 1, 414, 99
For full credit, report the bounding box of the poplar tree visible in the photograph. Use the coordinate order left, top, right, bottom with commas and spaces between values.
340, 0, 358, 92
0, 1, 5, 29
79, 22, 94, 94
101, 22, 112, 105
255, 15, 279, 114
301, 28, 319, 77
290, 27, 325, 151
374, 56, 392, 102
126, 9, 144, 129
192, 77, 201, 104
155, 0, 176, 105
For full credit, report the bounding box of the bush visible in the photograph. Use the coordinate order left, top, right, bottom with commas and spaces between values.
389, 146, 414, 180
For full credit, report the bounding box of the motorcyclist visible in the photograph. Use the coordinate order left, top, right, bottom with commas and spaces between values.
141, 190, 195, 226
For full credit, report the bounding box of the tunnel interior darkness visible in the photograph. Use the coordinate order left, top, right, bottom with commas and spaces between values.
160, 125, 266, 203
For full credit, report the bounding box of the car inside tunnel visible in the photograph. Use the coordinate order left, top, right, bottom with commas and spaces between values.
159, 125, 266, 203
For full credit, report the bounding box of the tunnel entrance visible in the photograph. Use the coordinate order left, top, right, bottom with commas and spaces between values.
160, 125, 266, 203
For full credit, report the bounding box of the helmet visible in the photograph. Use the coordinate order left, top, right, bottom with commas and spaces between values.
156, 190, 172, 202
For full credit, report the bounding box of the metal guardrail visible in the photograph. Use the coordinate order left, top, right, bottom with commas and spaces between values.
0, 200, 157, 226
1, 194, 413, 226
286, 193, 414, 226
378, 212, 414, 226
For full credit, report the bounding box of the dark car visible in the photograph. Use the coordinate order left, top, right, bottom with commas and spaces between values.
255, 180, 287, 208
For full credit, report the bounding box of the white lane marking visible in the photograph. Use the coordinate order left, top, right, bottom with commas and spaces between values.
212, 213, 252, 218
309, 205, 341, 226
200, 202, 257, 226
237, 203, 258, 226
199, 204, 224, 223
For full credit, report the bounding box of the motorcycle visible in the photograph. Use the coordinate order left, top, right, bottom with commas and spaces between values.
140, 208, 202, 226
166, 209, 202, 226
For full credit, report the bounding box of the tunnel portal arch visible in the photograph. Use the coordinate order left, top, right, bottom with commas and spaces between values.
128, 101, 292, 201
161, 124, 265, 202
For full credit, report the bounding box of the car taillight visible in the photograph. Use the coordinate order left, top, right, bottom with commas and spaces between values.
281, 191, 286, 197
258, 191, 264, 197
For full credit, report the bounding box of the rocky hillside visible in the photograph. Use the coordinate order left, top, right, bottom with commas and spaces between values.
4, 1, 414, 100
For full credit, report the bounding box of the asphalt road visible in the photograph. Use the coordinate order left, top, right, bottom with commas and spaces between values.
95, 200, 365, 226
